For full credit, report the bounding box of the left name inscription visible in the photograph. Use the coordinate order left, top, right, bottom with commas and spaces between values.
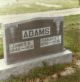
9, 40, 34, 54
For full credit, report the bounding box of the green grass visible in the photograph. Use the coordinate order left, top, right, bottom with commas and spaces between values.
64, 15, 80, 29
45, 0, 79, 9
0, 0, 79, 15
0, 4, 58, 15
64, 15, 80, 58
0, 38, 3, 59
27, 62, 67, 79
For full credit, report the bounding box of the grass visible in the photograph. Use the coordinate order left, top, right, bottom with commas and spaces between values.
0, 38, 3, 59
0, 62, 80, 82
0, 0, 79, 15
0, 4, 56, 15
27, 62, 67, 79
64, 15, 80, 58
0, 63, 71, 82
64, 15, 80, 29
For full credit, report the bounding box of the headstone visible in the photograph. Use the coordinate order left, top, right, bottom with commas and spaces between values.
3, 17, 63, 64
0, 15, 72, 80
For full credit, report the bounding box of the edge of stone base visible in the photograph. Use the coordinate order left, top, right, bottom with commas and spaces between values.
0, 49, 72, 80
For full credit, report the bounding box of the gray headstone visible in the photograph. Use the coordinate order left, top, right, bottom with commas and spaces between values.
3, 17, 63, 64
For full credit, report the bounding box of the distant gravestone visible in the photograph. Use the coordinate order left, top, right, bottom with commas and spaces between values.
3, 17, 63, 64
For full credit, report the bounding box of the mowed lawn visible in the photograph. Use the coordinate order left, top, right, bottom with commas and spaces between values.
64, 15, 80, 53
0, 38, 3, 58
0, 0, 79, 15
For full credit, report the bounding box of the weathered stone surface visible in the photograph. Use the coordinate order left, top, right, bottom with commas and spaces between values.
3, 17, 63, 64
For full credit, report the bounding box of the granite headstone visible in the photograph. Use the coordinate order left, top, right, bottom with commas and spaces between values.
3, 17, 63, 64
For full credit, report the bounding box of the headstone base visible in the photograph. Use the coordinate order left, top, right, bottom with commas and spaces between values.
0, 49, 72, 80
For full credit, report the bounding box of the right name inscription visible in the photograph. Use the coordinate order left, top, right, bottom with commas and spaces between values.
40, 35, 61, 47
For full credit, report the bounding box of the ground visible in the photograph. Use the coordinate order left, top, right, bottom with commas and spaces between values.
1, 62, 80, 82
0, 0, 79, 14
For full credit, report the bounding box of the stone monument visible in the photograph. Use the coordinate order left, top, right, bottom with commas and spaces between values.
4, 17, 63, 64
0, 15, 72, 80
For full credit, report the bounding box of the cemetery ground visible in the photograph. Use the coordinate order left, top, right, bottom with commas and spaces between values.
0, 0, 79, 15
0, 14, 80, 82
